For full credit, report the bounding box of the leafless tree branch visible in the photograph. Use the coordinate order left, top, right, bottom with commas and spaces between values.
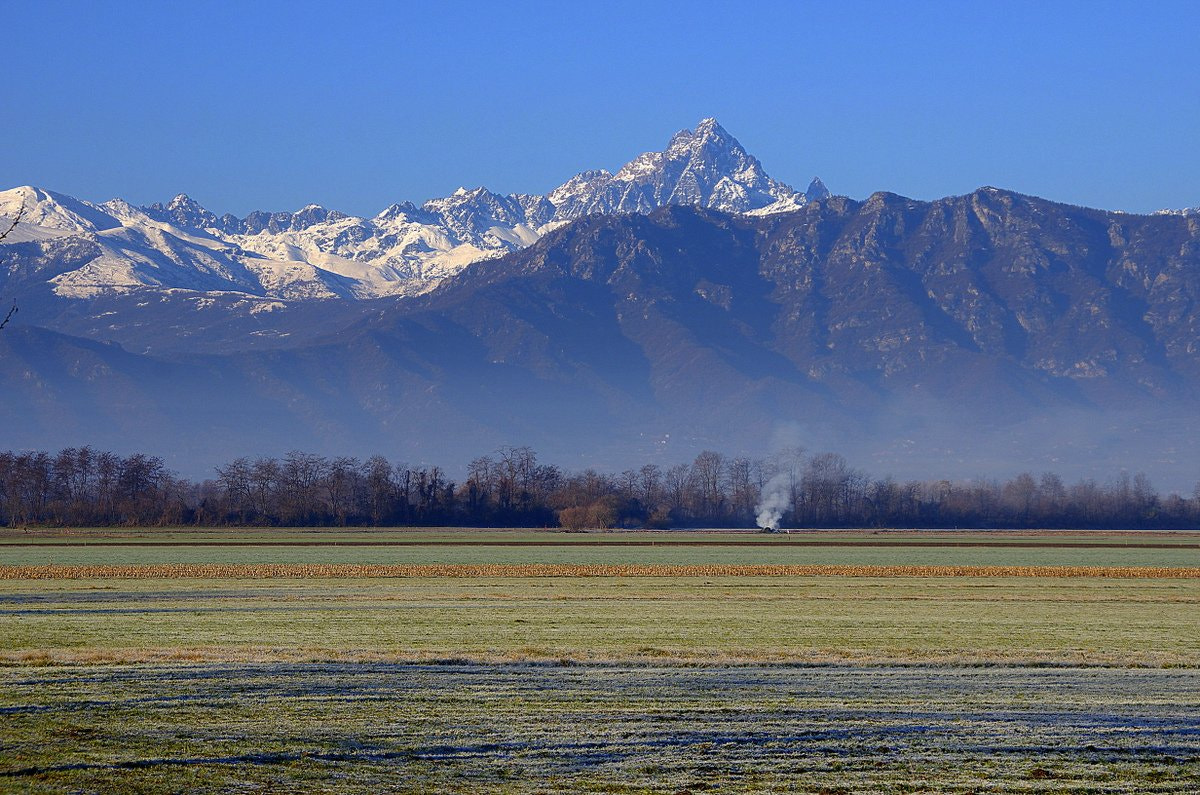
0, 202, 24, 329
0, 202, 23, 242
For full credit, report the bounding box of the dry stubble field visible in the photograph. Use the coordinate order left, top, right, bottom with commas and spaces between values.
2, 528, 1199, 793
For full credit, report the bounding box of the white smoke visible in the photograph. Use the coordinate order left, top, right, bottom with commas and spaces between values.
755, 471, 791, 530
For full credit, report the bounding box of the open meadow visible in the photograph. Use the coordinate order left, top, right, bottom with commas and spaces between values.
2, 528, 1200, 792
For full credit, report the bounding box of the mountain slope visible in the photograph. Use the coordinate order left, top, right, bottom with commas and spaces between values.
393, 188, 1200, 401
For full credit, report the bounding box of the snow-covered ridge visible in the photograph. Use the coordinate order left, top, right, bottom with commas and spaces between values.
0, 119, 828, 301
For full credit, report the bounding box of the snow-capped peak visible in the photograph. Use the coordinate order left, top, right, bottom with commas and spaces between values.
0, 185, 122, 233
546, 117, 806, 219
667, 117, 737, 154
168, 193, 202, 210
146, 193, 220, 231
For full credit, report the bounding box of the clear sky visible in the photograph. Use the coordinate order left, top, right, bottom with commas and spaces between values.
4, 0, 1197, 217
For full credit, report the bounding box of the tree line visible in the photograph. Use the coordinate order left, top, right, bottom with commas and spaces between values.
1, 445, 1198, 529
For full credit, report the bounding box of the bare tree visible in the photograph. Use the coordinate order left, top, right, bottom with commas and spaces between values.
325, 456, 363, 525
215, 457, 254, 522
689, 450, 727, 520
364, 455, 396, 524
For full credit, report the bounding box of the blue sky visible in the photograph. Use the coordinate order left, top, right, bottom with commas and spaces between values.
4, 0, 1197, 216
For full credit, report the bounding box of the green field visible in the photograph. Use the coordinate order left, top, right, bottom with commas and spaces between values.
2, 529, 1199, 793
3, 527, 1198, 568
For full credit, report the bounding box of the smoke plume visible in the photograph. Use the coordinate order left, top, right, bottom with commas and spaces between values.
755, 472, 791, 530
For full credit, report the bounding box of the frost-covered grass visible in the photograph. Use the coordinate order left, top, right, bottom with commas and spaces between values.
3, 575, 1198, 666
3, 663, 1198, 794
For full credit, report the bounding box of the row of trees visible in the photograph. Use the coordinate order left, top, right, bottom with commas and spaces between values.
0, 448, 187, 526
1, 445, 1198, 529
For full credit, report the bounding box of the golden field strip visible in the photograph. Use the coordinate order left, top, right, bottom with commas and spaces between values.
5, 562, 1200, 579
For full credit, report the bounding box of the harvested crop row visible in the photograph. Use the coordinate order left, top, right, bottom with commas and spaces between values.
2, 564, 1200, 580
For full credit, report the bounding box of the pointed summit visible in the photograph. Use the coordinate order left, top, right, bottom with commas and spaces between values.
548, 118, 807, 219
805, 177, 830, 202
167, 193, 215, 219
665, 117, 742, 160
147, 193, 219, 230
692, 117, 736, 143
691, 116, 736, 144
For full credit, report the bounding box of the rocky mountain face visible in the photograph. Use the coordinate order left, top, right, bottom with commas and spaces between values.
4, 187, 1200, 488
476, 189, 1200, 401
0, 119, 817, 307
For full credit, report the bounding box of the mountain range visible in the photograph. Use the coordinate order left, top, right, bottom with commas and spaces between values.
0, 118, 824, 306
2, 120, 1199, 490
